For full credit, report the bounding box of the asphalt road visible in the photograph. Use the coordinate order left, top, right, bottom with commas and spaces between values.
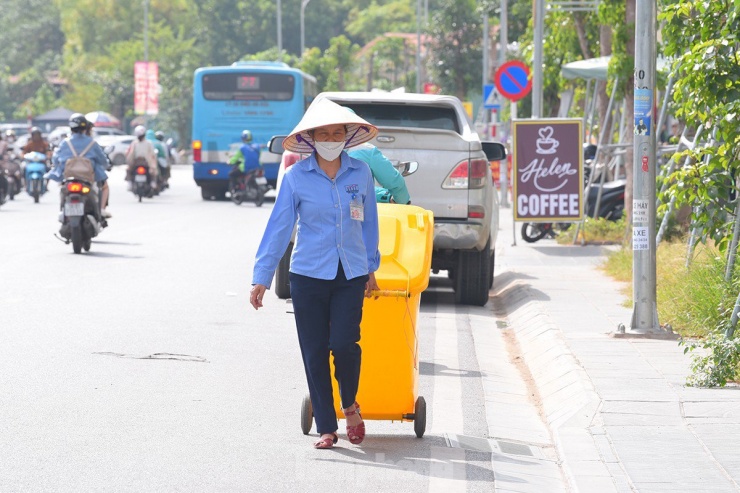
0, 166, 505, 492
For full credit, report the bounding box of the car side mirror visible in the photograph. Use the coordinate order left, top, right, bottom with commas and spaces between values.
482, 141, 507, 162
394, 161, 419, 177
269, 135, 286, 154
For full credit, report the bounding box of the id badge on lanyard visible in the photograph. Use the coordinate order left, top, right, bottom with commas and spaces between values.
349, 193, 364, 221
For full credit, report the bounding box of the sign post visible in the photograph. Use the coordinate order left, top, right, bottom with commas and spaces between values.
495, 62, 532, 210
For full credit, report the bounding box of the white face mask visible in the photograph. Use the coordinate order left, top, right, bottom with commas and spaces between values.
314, 141, 345, 161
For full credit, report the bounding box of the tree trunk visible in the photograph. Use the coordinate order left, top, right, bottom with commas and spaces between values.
574, 13, 592, 59
624, 0, 636, 224
596, 25, 612, 144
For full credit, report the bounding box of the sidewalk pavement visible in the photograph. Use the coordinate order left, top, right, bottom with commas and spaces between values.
485, 208, 740, 493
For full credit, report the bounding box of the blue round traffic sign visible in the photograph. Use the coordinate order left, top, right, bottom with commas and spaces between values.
494, 61, 532, 102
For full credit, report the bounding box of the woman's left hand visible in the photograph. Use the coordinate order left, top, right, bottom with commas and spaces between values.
365, 272, 379, 298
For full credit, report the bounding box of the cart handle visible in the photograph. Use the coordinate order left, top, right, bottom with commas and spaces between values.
370, 289, 410, 298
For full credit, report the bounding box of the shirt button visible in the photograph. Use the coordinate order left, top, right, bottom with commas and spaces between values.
336, 224, 339, 227
337, 244, 340, 248
334, 204, 338, 208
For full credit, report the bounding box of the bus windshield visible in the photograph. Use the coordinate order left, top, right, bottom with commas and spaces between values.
202, 72, 295, 101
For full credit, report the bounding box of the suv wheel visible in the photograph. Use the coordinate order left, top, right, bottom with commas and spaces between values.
274, 242, 293, 299
454, 239, 492, 306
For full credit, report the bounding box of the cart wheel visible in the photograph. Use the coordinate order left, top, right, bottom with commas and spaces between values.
414, 396, 426, 438
301, 394, 313, 435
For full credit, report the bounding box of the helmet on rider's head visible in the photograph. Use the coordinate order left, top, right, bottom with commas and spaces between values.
5, 129, 16, 138
30, 126, 42, 135
69, 113, 89, 132
134, 125, 146, 137
241, 130, 253, 143
155, 131, 165, 141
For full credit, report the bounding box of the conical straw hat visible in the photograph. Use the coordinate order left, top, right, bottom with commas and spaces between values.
283, 98, 378, 153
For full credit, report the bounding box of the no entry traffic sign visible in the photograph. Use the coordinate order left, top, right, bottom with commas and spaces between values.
494, 61, 532, 102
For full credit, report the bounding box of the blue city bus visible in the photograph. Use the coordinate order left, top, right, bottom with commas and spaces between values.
191, 61, 318, 199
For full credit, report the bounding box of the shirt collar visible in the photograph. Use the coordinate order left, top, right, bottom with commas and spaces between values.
305, 151, 359, 174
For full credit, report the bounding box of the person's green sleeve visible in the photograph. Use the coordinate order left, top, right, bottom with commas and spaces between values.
351, 147, 411, 204
228, 149, 245, 169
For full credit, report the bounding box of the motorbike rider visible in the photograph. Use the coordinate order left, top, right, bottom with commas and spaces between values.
155, 130, 175, 166
228, 129, 261, 184
125, 125, 158, 190
23, 127, 52, 160
46, 113, 111, 219
147, 129, 169, 187
0, 133, 7, 158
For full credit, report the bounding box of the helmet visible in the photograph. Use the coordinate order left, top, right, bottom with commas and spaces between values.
241, 130, 252, 143
69, 113, 89, 132
30, 126, 41, 135
134, 125, 146, 137
155, 131, 165, 141
5, 129, 16, 137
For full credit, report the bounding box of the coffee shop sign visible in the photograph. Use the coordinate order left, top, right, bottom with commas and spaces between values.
512, 120, 584, 221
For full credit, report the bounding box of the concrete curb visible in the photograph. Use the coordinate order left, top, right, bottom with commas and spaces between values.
496, 280, 622, 493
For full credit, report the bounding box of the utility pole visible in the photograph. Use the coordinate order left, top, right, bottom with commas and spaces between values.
416, 0, 422, 93
500, 0, 509, 207
623, 0, 666, 337
532, 0, 545, 118
143, 0, 149, 118
300, 0, 311, 60
277, 0, 283, 60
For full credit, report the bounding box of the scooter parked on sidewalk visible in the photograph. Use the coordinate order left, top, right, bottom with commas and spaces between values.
24, 151, 48, 203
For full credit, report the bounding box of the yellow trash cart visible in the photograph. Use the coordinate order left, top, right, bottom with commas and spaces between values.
301, 203, 434, 438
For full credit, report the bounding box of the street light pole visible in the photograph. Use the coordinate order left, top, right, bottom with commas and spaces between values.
277, 0, 283, 60
300, 0, 311, 60
416, 0, 422, 93
532, 0, 545, 117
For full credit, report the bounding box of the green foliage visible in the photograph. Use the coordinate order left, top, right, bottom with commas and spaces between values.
682, 325, 740, 387
659, 1, 740, 253
426, 0, 482, 99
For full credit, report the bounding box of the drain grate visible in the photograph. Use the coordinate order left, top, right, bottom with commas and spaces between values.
445, 434, 542, 458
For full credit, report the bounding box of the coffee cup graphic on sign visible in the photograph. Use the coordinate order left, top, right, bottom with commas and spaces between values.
535, 126, 560, 154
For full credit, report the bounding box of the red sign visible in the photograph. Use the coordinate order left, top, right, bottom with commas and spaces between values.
641, 155, 649, 172
494, 61, 532, 102
134, 61, 159, 115
423, 83, 441, 94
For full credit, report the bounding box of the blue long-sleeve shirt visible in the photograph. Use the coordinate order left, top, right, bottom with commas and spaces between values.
252, 152, 380, 288
47, 133, 108, 183
348, 143, 411, 204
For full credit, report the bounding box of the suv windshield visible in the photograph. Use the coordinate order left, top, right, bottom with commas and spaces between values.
344, 103, 460, 133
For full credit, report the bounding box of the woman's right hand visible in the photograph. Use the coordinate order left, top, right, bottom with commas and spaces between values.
250, 284, 267, 310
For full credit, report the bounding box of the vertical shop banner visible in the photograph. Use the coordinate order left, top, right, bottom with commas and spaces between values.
134, 62, 159, 115
512, 119, 584, 221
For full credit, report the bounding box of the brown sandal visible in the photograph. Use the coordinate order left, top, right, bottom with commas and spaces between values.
314, 433, 339, 449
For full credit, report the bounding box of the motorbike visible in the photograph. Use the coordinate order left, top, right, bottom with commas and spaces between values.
23, 151, 48, 203
230, 167, 269, 207
132, 164, 154, 202
59, 178, 104, 254
1, 157, 22, 201
520, 144, 625, 243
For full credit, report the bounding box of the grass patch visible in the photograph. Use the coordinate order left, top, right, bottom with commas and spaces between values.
556, 217, 628, 245
602, 241, 733, 338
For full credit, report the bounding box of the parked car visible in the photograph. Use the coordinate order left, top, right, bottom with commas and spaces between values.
93, 127, 126, 138
269, 91, 506, 305
96, 135, 135, 166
